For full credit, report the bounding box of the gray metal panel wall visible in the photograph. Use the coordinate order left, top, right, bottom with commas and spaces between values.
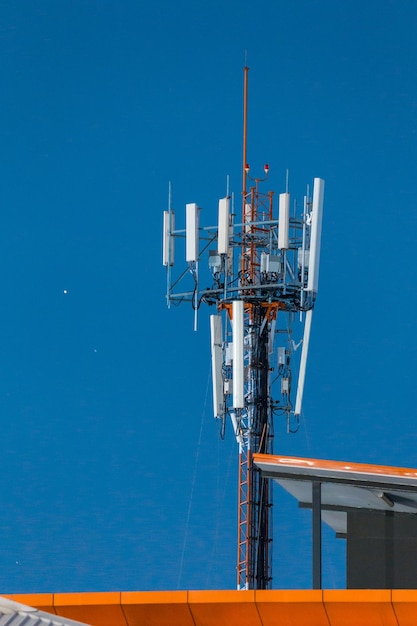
347, 510, 417, 589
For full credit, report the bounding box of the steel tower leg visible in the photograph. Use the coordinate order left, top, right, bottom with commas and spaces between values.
237, 306, 273, 590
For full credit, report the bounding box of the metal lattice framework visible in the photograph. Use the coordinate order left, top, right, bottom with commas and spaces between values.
163, 67, 324, 589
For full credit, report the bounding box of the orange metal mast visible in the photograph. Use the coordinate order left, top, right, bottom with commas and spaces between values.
242, 66, 249, 203
236, 66, 274, 590
241, 66, 249, 284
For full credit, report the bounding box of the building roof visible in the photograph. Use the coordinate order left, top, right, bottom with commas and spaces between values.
5, 590, 417, 626
252, 454, 417, 535
0, 596, 88, 626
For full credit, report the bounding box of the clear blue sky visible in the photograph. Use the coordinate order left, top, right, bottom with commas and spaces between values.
0, 0, 417, 593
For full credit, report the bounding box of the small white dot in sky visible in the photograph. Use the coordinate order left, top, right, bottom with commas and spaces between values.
63, 289, 68, 294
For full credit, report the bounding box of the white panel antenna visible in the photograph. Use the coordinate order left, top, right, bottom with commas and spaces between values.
307, 178, 325, 294
210, 314, 224, 418
186, 202, 199, 262
232, 300, 244, 409
278, 192, 290, 250
162, 210, 175, 266
294, 309, 313, 416
218, 197, 230, 255
244, 203, 252, 232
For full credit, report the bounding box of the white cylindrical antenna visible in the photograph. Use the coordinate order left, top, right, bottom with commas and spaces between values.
218, 197, 230, 255
186, 202, 200, 262
299, 194, 307, 311
294, 309, 313, 416
307, 178, 325, 294
163, 210, 175, 266
210, 314, 224, 418
232, 300, 244, 409
278, 192, 290, 250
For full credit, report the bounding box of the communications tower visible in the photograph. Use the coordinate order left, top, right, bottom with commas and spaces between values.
163, 68, 325, 590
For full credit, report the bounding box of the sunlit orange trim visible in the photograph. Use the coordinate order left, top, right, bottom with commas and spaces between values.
252, 454, 417, 481
218, 301, 285, 321
6, 590, 417, 626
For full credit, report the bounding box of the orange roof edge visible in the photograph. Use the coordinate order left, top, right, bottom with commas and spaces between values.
121, 590, 188, 604
4, 593, 55, 613
4, 589, 417, 626
54, 591, 121, 606
255, 589, 324, 602
188, 589, 256, 603
252, 453, 417, 479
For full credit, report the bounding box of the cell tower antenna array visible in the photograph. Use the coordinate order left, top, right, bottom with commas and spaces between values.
162, 68, 325, 590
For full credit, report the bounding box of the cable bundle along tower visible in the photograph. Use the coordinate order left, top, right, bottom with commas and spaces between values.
163, 68, 325, 590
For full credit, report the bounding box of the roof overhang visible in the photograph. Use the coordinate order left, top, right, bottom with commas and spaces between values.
253, 454, 417, 535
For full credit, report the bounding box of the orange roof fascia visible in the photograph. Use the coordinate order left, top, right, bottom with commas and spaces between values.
121, 591, 194, 626
4, 593, 55, 614
253, 453, 417, 481
256, 589, 329, 626
323, 590, 398, 626
5, 590, 417, 626
188, 590, 259, 626
392, 590, 417, 626
54, 592, 126, 626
